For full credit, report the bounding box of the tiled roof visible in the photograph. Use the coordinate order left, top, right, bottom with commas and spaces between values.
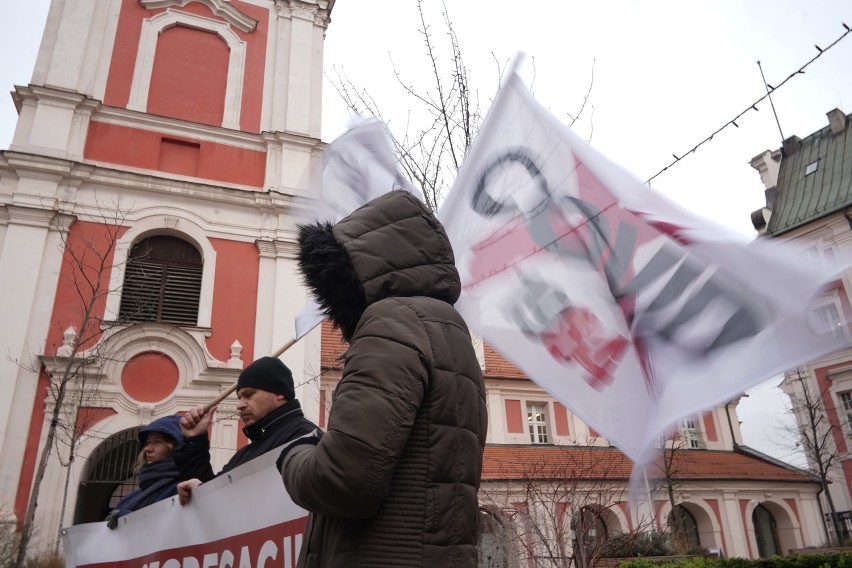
766, 112, 852, 235
481, 445, 817, 484
483, 344, 526, 379
320, 319, 527, 379
320, 319, 347, 370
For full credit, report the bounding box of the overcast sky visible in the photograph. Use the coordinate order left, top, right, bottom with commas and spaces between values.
4, 0, 852, 465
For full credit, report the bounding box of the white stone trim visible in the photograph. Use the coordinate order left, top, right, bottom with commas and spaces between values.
127, 9, 246, 129
93, 106, 266, 150
655, 498, 724, 544
140, 0, 257, 33
104, 215, 217, 328
97, 323, 211, 395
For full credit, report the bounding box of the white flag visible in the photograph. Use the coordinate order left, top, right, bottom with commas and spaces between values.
294, 118, 422, 339
438, 69, 850, 462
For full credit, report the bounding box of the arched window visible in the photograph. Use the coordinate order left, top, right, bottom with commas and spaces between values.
573, 507, 608, 568
753, 504, 780, 558
74, 428, 140, 524
119, 236, 202, 325
669, 505, 701, 550
478, 509, 509, 568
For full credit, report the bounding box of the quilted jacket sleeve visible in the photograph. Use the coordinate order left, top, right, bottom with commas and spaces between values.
173, 434, 216, 482
281, 299, 431, 519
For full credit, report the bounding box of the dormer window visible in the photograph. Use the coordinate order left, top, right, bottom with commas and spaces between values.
805, 160, 819, 176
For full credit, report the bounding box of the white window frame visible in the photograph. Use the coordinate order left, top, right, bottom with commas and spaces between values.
814, 299, 846, 338
679, 417, 703, 449
840, 391, 852, 437
128, 9, 247, 129
527, 401, 550, 444
105, 216, 217, 328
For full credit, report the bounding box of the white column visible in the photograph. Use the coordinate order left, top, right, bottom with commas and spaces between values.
210, 402, 240, 472
266, 2, 330, 139
721, 491, 750, 558
0, 208, 69, 508
252, 238, 321, 421
254, 240, 279, 358
486, 388, 505, 444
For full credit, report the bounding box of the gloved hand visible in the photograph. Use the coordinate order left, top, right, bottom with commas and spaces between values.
105, 510, 120, 530
276, 428, 323, 471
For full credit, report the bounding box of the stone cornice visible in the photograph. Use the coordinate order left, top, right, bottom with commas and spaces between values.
827, 365, 852, 378
95, 106, 268, 151
275, 0, 332, 26
140, 0, 258, 33
262, 130, 326, 151
256, 237, 298, 259
274, 239, 299, 259
13, 84, 102, 114
5, 205, 59, 228
256, 239, 277, 258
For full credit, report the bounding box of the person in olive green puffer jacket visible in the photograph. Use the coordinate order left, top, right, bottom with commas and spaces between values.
281, 190, 488, 567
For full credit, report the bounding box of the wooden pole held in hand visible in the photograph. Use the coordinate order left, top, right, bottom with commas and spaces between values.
203, 337, 299, 412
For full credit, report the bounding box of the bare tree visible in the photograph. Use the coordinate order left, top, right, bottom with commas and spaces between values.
16, 204, 132, 567
781, 368, 847, 543
327, 0, 593, 212
653, 423, 697, 553
478, 444, 657, 568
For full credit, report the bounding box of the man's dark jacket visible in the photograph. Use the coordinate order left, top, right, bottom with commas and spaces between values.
175, 399, 316, 482
282, 190, 488, 567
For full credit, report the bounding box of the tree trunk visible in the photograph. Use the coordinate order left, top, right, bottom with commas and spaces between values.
16, 361, 76, 568
15, 412, 60, 568
53, 443, 77, 556
824, 481, 846, 543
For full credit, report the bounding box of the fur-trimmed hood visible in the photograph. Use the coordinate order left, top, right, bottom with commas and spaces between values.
297, 190, 460, 341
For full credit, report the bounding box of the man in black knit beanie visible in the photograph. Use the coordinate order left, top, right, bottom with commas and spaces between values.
175, 356, 321, 505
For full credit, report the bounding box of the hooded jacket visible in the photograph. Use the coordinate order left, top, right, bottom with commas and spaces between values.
106, 415, 184, 528
282, 190, 488, 567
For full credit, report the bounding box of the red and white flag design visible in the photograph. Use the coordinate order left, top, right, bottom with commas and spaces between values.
439, 68, 850, 462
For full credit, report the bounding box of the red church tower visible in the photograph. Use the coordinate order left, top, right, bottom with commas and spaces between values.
0, 0, 334, 546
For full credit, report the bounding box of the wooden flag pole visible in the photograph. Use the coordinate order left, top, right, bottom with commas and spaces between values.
203, 337, 298, 412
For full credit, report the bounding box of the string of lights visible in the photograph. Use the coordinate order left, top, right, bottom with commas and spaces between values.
645, 22, 852, 184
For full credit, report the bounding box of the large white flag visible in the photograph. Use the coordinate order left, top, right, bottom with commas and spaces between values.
439, 69, 850, 462
295, 118, 423, 339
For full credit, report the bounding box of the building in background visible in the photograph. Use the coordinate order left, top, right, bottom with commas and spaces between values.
751, 108, 852, 540
0, 0, 333, 551
0, 0, 832, 562
320, 322, 827, 563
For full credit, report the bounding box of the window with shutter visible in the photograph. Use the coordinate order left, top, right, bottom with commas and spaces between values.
119, 236, 202, 326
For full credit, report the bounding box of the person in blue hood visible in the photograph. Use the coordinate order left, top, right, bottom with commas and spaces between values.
105, 415, 183, 529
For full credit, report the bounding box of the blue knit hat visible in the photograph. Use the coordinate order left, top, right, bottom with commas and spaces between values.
236, 356, 295, 400
139, 415, 184, 446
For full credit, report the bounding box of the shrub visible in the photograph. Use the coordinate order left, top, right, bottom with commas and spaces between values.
601, 532, 674, 558
619, 552, 852, 568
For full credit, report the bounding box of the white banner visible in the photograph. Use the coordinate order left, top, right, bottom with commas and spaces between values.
62, 452, 307, 568
439, 68, 850, 462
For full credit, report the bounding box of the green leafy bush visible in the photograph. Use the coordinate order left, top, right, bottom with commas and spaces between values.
619, 552, 852, 568
601, 532, 674, 558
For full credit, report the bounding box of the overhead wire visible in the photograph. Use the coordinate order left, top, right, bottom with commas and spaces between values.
645, 22, 852, 184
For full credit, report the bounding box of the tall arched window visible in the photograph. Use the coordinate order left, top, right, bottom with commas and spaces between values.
753, 504, 780, 558
669, 505, 701, 550
478, 509, 509, 568
74, 428, 140, 524
573, 507, 608, 568
119, 236, 202, 325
